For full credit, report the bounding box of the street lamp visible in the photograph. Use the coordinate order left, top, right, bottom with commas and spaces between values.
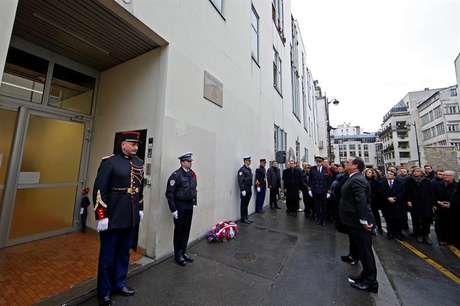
406, 121, 422, 167
326, 98, 340, 162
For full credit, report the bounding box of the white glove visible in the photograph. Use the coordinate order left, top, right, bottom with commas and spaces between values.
80, 208, 84, 215
308, 191, 313, 198
257, 187, 261, 192
139, 210, 144, 221
172, 210, 179, 219
241, 190, 247, 197
326, 193, 331, 199
96, 218, 109, 232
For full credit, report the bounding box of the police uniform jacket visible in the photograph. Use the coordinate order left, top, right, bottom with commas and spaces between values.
309, 165, 332, 195
92, 153, 144, 229
166, 167, 198, 212
238, 166, 253, 192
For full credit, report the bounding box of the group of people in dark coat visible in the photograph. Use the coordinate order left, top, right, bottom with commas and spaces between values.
353, 164, 460, 248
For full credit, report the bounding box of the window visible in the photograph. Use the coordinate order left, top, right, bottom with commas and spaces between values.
48, 64, 95, 114
273, 47, 282, 94
450, 141, 460, 151
420, 113, 430, 126
447, 123, 460, 132
363, 144, 369, 150
295, 140, 300, 163
349, 144, 356, 150
364, 151, 369, 157
250, 5, 259, 64
399, 152, 411, 158
436, 122, 445, 135
445, 104, 460, 114
1, 47, 49, 103
272, 0, 284, 38
291, 44, 300, 120
450, 87, 457, 97
349, 151, 356, 158
303, 148, 309, 162
274, 124, 287, 163
209, 0, 224, 17
433, 106, 442, 119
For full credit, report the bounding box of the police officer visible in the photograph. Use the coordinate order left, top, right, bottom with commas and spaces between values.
166, 153, 198, 266
238, 156, 253, 224
93, 131, 144, 306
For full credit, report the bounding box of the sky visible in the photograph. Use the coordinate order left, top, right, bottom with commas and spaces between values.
291, 0, 460, 132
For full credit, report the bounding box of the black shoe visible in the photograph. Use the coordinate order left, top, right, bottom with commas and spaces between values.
175, 257, 187, 266
242, 219, 251, 224
115, 286, 135, 296
183, 253, 194, 262
347, 275, 363, 284
99, 296, 112, 306
247, 218, 254, 223
341, 255, 359, 265
350, 281, 378, 293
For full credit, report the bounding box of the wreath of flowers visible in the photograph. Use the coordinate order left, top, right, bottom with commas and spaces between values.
207, 221, 239, 242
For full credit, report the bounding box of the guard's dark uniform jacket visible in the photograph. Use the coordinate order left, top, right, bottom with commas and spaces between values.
238, 166, 253, 192
93, 153, 144, 229
255, 167, 267, 188
166, 167, 198, 212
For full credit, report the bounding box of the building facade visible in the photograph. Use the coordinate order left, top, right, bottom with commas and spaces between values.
331, 123, 378, 168
418, 85, 460, 166
0, 0, 326, 259
379, 89, 439, 169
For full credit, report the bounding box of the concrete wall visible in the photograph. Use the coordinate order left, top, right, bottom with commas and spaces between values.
127, 0, 321, 259
87, 48, 168, 257
0, 0, 18, 74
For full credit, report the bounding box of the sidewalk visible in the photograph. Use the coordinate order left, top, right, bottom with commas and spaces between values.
74, 208, 399, 306
0, 231, 146, 306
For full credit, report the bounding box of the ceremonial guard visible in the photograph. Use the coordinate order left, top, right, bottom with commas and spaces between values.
166, 153, 198, 266
93, 131, 144, 306
238, 156, 253, 224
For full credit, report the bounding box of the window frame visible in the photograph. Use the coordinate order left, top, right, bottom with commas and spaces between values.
209, 0, 225, 20
273, 47, 283, 96
250, 4, 260, 65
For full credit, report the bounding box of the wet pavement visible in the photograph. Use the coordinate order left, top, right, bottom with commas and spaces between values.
77, 207, 407, 306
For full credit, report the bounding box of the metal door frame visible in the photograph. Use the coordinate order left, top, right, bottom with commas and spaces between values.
0, 106, 92, 247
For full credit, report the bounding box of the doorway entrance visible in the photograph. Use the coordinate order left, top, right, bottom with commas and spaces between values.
0, 107, 90, 246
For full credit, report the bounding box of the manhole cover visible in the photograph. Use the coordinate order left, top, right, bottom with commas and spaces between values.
234, 252, 257, 263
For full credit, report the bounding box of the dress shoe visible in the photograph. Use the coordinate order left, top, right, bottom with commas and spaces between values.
350, 281, 378, 293
99, 296, 112, 306
115, 286, 135, 296
247, 218, 254, 223
341, 255, 359, 265
175, 257, 187, 266
183, 253, 194, 262
242, 219, 251, 224
347, 275, 363, 284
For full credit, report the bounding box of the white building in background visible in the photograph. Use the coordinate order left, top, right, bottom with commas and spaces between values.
418, 85, 460, 163
314, 81, 329, 159
331, 123, 379, 167
379, 89, 440, 168
0, 0, 326, 258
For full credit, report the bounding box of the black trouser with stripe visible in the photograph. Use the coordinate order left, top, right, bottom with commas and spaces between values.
240, 190, 252, 220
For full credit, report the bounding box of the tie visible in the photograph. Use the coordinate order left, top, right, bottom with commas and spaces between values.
389, 180, 393, 188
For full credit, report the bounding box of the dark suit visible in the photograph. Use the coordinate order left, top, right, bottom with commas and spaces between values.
283, 167, 302, 214
378, 178, 404, 238
309, 165, 332, 224
267, 166, 281, 208
339, 172, 377, 284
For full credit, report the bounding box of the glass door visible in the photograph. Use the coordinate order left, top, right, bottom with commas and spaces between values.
7, 111, 86, 242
